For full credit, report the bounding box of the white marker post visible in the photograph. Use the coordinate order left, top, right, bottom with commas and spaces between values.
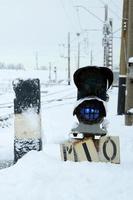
13, 79, 42, 162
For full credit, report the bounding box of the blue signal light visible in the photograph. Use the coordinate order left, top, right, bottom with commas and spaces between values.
85, 108, 90, 113
80, 107, 100, 121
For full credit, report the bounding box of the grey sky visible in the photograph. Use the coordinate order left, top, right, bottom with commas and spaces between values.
0, 0, 123, 70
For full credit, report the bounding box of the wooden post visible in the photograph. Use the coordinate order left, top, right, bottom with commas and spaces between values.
117, 0, 129, 115
125, 0, 133, 125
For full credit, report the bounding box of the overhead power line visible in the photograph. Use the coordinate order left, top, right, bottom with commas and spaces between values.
98, 0, 106, 4
110, 0, 122, 12
113, 27, 121, 34
76, 7, 83, 31
97, 0, 122, 20
74, 5, 104, 23
59, 0, 78, 32
70, 0, 83, 31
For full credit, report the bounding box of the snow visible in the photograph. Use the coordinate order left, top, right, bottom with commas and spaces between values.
73, 96, 106, 108
0, 151, 132, 200
0, 69, 132, 200
127, 108, 133, 114
20, 108, 41, 136
128, 57, 133, 63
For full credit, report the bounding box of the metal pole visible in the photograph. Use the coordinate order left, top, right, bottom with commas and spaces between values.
103, 4, 108, 68
36, 51, 39, 70
54, 66, 57, 83
77, 42, 80, 69
117, 0, 129, 115
90, 50, 93, 65
125, 0, 133, 125
68, 32, 71, 85
108, 18, 113, 71
77, 33, 80, 69
49, 62, 52, 82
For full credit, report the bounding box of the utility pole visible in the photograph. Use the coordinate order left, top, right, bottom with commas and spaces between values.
125, 0, 133, 125
90, 50, 93, 65
108, 18, 113, 71
49, 62, 52, 82
68, 32, 71, 85
35, 51, 39, 70
77, 33, 80, 69
103, 4, 108, 68
103, 5, 113, 70
117, 0, 129, 115
54, 66, 57, 83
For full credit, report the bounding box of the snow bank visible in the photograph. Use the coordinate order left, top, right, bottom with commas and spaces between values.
0, 83, 132, 200
0, 150, 132, 200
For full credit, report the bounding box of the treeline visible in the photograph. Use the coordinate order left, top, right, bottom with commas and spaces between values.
0, 62, 25, 70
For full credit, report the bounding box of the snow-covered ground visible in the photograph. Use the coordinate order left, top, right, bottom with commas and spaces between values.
0, 70, 132, 200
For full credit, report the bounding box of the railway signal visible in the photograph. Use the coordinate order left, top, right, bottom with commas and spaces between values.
13, 79, 42, 162
71, 66, 113, 137
60, 66, 120, 164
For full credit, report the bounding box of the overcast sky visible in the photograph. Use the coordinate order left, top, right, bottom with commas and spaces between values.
0, 0, 123, 70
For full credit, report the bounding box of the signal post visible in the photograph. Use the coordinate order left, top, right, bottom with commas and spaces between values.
60, 66, 120, 164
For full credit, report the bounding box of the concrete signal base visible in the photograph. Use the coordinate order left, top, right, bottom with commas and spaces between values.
14, 138, 42, 163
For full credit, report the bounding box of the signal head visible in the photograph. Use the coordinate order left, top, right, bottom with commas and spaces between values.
73, 98, 106, 125
73, 66, 113, 101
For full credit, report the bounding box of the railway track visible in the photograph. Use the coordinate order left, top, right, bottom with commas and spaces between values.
0, 86, 76, 127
